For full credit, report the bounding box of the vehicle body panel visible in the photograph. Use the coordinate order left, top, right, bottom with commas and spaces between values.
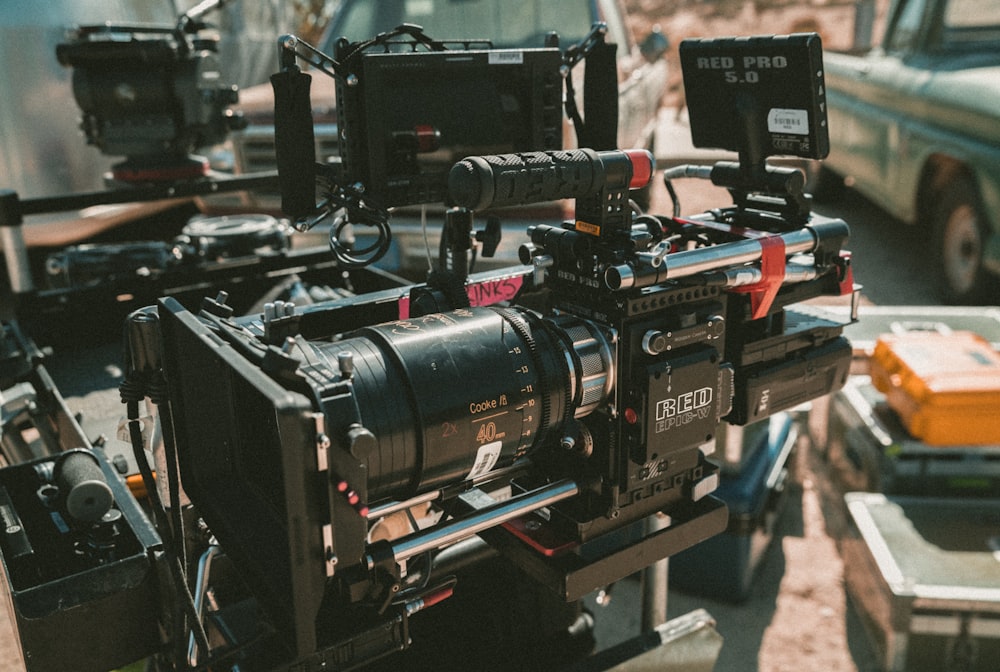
825, 51, 1000, 227
821, 0, 1000, 297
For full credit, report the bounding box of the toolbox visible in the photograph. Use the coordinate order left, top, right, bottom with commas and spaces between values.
842, 492, 1000, 672
869, 330, 1000, 445
0, 449, 163, 672
806, 305, 1000, 450
669, 412, 798, 602
826, 375, 1000, 498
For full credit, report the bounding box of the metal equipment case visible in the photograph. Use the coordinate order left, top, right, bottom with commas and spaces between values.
842, 492, 1000, 672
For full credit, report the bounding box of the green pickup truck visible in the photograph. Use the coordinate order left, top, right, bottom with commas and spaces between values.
818, 0, 1000, 303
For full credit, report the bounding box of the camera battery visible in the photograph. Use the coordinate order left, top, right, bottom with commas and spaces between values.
870, 330, 1000, 445
732, 334, 851, 426
669, 411, 797, 602
842, 492, 1000, 672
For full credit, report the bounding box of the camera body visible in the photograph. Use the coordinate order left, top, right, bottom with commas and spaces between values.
56, 19, 245, 181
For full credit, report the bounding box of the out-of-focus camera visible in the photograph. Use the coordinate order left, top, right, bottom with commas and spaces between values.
55, 0, 246, 182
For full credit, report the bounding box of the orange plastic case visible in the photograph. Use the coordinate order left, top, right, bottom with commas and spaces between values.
870, 331, 1000, 446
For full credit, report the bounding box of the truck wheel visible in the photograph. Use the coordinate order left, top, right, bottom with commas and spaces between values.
932, 176, 994, 304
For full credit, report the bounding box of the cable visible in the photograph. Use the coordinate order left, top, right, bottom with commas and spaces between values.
119, 323, 211, 660
328, 210, 392, 269
662, 164, 714, 219
122, 397, 211, 658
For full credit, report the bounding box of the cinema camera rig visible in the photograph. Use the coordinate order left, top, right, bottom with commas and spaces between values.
53, 0, 246, 183
0, 28, 858, 672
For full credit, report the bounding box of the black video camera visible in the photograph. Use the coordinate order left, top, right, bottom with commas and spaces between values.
55, 0, 246, 182
0, 29, 858, 672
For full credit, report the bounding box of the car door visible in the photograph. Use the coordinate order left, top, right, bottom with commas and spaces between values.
826, 0, 937, 207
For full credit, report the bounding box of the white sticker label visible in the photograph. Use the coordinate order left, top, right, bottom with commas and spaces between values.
467, 441, 503, 480
488, 51, 524, 65
767, 108, 809, 135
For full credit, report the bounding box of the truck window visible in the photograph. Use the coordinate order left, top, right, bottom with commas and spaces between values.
944, 0, 1000, 26
327, 0, 595, 49
941, 0, 1000, 47
886, 0, 930, 52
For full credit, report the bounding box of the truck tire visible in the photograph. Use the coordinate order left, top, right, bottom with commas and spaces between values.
931, 175, 995, 304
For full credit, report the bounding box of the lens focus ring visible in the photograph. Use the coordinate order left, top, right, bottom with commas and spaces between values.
548, 314, 615, 418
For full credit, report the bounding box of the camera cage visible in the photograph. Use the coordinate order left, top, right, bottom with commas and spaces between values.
0, 24, 864, 672
150, 183, 857, 670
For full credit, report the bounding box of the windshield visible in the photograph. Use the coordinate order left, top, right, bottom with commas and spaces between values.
940, 0, 1000, 50
323, 0, 598, 51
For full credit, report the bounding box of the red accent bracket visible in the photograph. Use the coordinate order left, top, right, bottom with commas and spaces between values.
502, 515, 578, 557
837, 251, 855, 296
730, 233, 786, 319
